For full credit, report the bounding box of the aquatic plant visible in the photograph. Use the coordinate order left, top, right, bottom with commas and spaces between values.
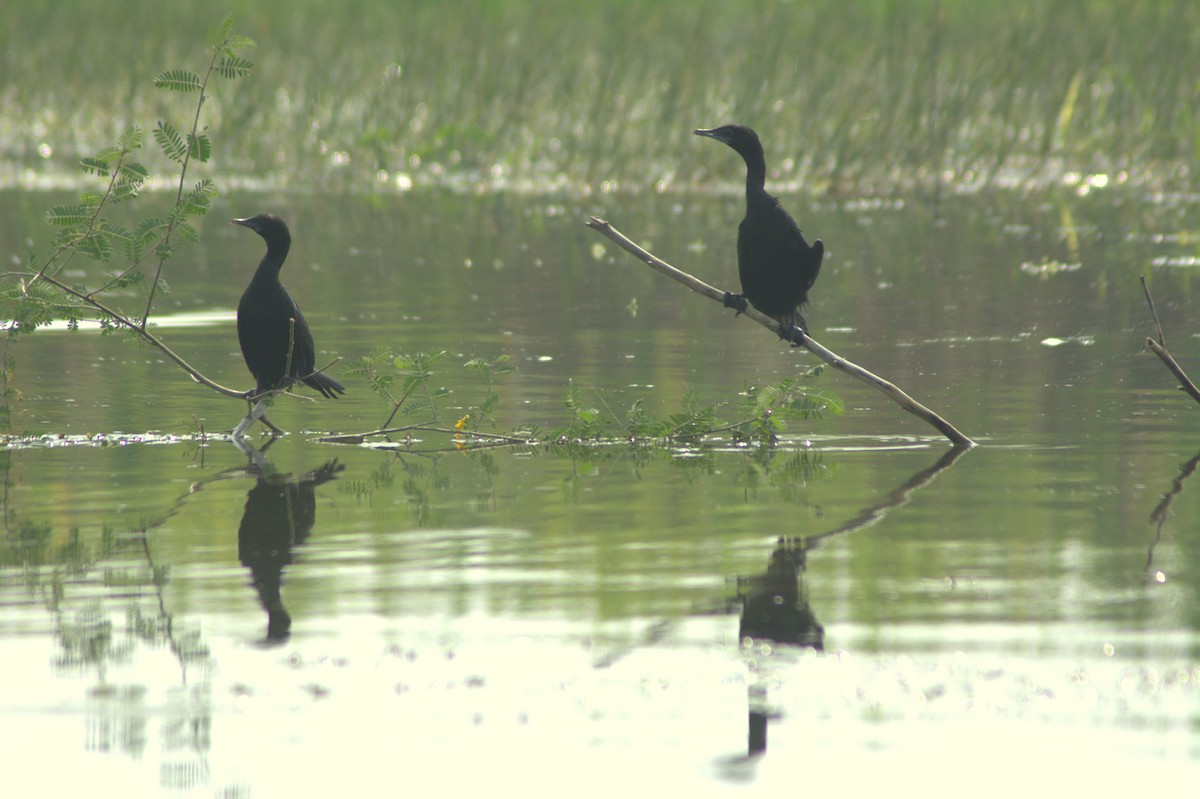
330, 349, 837, 451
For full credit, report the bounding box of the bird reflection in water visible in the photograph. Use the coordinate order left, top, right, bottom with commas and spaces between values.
233, 437, 344, 643
729, 447, 969, 763
736, 537, 824, 756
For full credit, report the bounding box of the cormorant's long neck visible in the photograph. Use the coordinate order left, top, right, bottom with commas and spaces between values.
252, 238, 289, 283
740, 146, 768, 204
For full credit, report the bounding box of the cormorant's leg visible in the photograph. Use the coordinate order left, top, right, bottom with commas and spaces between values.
232, 413, 254, 439
259, 414, 286, 436
233, 397, 269, 439
723, 292, 749, 315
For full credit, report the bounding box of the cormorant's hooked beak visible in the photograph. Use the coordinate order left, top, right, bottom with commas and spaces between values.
231, 217, 252, 228
693, 127, 725, 143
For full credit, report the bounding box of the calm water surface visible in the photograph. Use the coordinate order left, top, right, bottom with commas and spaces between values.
3, 187, 1199, 795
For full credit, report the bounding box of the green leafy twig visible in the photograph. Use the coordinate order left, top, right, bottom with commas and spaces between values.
141, 15, 255, 330
2, 14, 260, 420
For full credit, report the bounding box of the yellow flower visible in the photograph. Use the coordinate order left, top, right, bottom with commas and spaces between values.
455, 414, 469, 431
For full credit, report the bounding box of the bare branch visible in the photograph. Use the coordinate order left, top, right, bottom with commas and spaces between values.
1141, 277, 1200, 406
1141, 276, 1167, 346
34, 271, 247, 399
585, 217, 975, 448
315, 423, 536, 447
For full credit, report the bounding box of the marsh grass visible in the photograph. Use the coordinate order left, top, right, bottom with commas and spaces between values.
4, 1, 1198, 196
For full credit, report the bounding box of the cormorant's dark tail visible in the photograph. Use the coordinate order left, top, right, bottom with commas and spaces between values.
304, 372, 346, 399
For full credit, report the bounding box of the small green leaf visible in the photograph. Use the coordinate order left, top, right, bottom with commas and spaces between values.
99, 221, 132, 240
153, 121, 188, 163
153, 69, 202, 93
175, 220, 200, 243
226, 35, 256, 50
208, 13, 234, 48
187, 133, 212, 162
190, 178, 218, 202
136, 216, 168, 242
80, 157, 111, 177
118, 161, 149, 183
123, 238, 144, 263
117, 126, 144, 152
112, 183, 139, 202
111, 184, 140, 204
79, 232, 113, 262
91, 145, 122, 164
47, 205, 89, 227
216, 55, 254, 79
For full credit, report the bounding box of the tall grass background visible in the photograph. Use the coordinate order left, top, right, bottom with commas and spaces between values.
2, 0, 1198, 195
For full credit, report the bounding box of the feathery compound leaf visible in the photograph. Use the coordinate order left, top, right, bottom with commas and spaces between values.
180, 181, 215, 216
80, 157, 111, 177
153, 69, 202, 93
118, 161, 149, 185
208, 13, 234, 47
103, 269, 145, 290
225, 35, 256, 50
216, 55, 254, 79
112, 184, 140, 204
193, 178, 217, 199
117, 126, 144, 152
78, 232, 113, 262
187, 133, 212, 162
98, 221, 133, 241
797, 389, 844, 416
123, 238, 144, 263
136, 216, 168, 241
153, 121, 188, 163
47, 205, 89, 227
175, 220, 200, 243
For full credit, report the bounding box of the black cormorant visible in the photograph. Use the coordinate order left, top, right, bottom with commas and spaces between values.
694, 124, 823, 335
232, 213, 344, 437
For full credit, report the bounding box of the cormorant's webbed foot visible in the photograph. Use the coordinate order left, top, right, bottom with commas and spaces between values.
723, 292, 749, 315
778, 317, 809, 347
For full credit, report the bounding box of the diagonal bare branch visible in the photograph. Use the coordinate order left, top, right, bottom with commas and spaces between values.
585, 217, 975, 448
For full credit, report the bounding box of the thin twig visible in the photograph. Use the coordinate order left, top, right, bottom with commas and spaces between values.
1141, 277, 1200, 406
1141, 276, 1167, 346
141, 41, 223, 329
379, 380, 417, 430
585, 217, 975, 448
316, 423, 536, 446
34, 271, 247, 398
88, 227, 176, 297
